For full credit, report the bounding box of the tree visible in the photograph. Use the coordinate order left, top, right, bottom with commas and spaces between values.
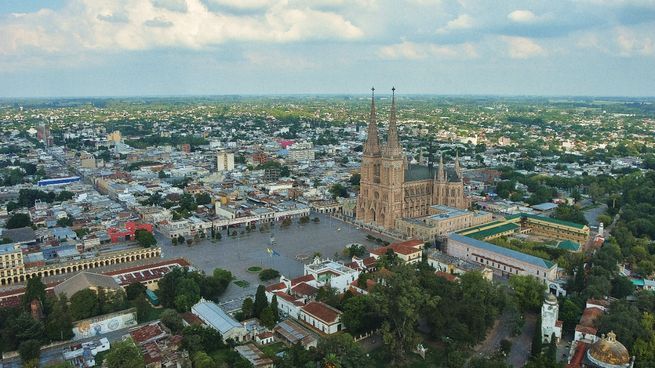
18, 339, 41, 365
317, 333, 373, 368
372, 264, 435, 364
195, 192, 212, 206
125, 282, 146, 301
45, 295, 74, 341
104, 339, 144, 368
341, 295, 379, 335
6, 213, 32, 229
509, 275, 546, 312
270, 294, 279, 322
253, 285, 268, 318
22, 276, 46, 308
531, 316, 543, 357
349, 173, 361, 186
69, 289, 99, 320
611, 275, 635, 299
259, 268, 280, 281
134, 229, 156, 248
500, 339, 512, 355
160, 309, 184, 333
260, 306, 276, 328
299, 215, 310, 224
56, 216, 74, 227
329, 183, 349, 199
192, 351, 217, 368
240, 297, 254, 319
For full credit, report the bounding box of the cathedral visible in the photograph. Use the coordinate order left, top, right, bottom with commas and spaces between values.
356, 88, 468, 230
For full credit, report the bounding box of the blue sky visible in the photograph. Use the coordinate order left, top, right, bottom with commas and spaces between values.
0, 0, 653, 97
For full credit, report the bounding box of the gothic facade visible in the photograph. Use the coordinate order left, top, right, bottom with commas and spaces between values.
356, 88, 468, 230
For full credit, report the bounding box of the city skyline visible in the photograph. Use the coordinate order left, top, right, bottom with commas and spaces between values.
0, 0, 654, 98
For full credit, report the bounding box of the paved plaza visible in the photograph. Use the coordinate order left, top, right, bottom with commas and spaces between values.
157, 213, 394, 301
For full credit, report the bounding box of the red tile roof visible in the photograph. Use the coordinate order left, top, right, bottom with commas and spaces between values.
265, 282, 286, 292
389, 239, 424, 249
301, 301, 341, 324
579, 307, 603, 327
566, 342, 588, 368
291, 274, 315, 286
575, 325, 597, 336
292, 282, 318, 297
435, 271, 457, 282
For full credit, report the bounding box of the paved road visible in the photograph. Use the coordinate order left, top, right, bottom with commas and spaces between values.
507, 313, 536, 367
158, 212, 394, 302
584, 204, 608, 228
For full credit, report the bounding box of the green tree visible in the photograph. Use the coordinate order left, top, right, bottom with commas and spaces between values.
6, 213, 32, 229
192, 351, 217, 368
509, 275, 546, 312
22, 276, 46, 308
195, 192, 212, 206
45, 295, 74, 341
341, 295, 379, 335
160, 309, 184, 333
69, 289, 99, 320
329, 183, 349, 199
531, 316, 543, 357
253, 285, 269, 318
134, 229, 156, 248
260, 306, 276, 329
241, 297, 254, 319
259, 268, 280, 281
104, 339, 144, 368
18, 339, 41, 366
317, 333, 373, 368
270, 294, 279, 322
372, 264, 436, 364
125, 282, 146, 300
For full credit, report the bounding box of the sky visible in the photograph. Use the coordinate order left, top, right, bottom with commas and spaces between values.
0, 0, 654, 97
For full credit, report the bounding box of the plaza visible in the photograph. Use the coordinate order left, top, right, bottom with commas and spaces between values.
157, 213, 394, 302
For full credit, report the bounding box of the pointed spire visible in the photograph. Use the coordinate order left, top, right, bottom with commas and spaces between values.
454, 150, 462, 180
383, 87, 402, 158
437, 154, 445, 182
364, 87, 380, 156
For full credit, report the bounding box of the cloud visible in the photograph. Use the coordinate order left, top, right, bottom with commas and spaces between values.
615, 27, 654, 56
0, 0, 364, 56
501, 36, 545, 58
144, 18, 174, 28
377, 40, 477, 60
507, 10, 537, 23
437, 14, 474, 34
152, 0, 188, 13
97, 13, 129, 23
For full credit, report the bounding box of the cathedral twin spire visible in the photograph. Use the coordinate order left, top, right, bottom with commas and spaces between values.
364, 87, 402, 158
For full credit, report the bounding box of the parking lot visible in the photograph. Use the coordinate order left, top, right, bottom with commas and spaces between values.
157, 213, 394, 301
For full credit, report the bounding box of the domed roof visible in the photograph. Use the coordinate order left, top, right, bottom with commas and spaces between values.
588, 331, 631, 367
545, 293, 558, 304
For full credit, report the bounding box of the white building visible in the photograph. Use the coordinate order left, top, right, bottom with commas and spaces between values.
541, 293, 562, 343
298, 301, 343, 334
216, 151, 235, 172
303, 258, 360, 293
191, 299, 248, 343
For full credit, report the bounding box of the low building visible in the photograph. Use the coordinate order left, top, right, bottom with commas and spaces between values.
53, 272, 121, 299
395, 205, 493, 241
426, 249, 493, 281
298, 301, 343, 335
191, 299, 248, 342
234, 344, 274, 368
273, 319, 317, 349
303, 258, 360, 293
370, 239, 424, 264
447, 233, 558, 282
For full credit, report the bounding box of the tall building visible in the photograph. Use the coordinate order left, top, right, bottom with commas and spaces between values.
541, 293, 562, 343
216, 151, 235, 172
356, 87, 468, 230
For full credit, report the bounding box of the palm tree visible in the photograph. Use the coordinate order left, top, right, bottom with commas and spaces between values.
322, 353, 341, 368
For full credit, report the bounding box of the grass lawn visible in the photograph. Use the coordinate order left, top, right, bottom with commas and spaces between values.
260, 342, 286, 358
247, 266, 263, 273
234, 280, 250, 288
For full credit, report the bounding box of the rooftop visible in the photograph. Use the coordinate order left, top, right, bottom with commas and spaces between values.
301, 301, 341, 324
449, 233, 555, 270
191, 299, 242, 335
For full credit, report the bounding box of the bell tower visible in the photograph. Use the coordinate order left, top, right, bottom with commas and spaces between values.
379, 87, 405, 229
357, 88, 382, 224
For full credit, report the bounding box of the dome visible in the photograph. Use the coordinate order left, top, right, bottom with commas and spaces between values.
587, 331, 631, 367
545, 293, 558, 305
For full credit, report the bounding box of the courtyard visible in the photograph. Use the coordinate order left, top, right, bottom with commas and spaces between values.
156, 213, 394, 303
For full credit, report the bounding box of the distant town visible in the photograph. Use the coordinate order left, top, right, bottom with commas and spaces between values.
0, 94, 654, 368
